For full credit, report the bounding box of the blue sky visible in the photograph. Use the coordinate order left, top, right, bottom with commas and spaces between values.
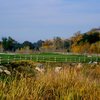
0, 0, 100, 42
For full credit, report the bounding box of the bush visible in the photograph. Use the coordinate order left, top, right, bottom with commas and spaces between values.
3, 60, 38, 78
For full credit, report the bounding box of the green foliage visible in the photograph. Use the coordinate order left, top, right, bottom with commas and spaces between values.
2, 37, 18, 52
8, 60, 36, 69
80, 32, 100, 44
22, 41, 34, 49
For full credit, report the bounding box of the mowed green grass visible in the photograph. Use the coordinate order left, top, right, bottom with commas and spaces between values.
0, 52, 100, 64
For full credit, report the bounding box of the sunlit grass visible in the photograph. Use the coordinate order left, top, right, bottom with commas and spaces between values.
0, 63, 100, 100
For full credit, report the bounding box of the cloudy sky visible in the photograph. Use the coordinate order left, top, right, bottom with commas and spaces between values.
0, 0, 100, 42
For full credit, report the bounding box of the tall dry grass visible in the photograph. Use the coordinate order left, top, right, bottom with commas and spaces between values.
0, 64, 100, 100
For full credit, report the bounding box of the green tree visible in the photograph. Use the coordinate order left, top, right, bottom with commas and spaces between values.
22, 41, 33, 49
2, 36, 17, 52
2, 37, 8, 51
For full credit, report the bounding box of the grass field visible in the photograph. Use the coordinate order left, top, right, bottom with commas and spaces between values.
0, 54, 100, 99
0, 61, 100, 100
0, 52, 100, 64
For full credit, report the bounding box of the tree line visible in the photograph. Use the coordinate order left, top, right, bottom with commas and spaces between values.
0, 28, 100, 54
